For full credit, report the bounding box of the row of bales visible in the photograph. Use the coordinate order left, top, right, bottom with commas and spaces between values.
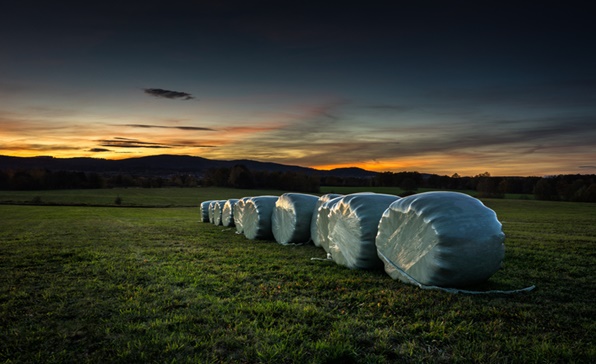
201, 191, 506, 289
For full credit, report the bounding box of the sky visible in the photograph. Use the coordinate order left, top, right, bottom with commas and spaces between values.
1, 1, 595, 176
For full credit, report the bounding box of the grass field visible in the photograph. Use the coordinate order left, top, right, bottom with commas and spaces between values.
0, 187, 282, 207
0, 186, 532, 207
1, 188, 594, 363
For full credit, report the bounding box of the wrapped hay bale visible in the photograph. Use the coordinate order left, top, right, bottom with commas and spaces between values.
211, 200, 226, 226
200, 200, 212, 222
234, 197, 252, 234
327, 193, 401, 269
243, 196, 279, 240
310, 194, 343, 250
222, 199, 239, 227
375, 191, 505, 288
272, 193, 319, 245
208, 201, 217, 224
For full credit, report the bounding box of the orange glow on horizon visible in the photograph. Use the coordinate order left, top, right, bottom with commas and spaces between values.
311, 157, 445, 174
307, 154, 565, 177
2, 122, 593, 177
313, 162, 408, 173
0, 148, 591, 177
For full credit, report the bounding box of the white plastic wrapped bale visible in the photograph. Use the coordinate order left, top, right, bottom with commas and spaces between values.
375, 191, 505, 288
234, 197, 252, 234
242, 196, 279, 240
310, 194, 343, 250
222, 199, 239, 227
327, 193, 401, 270
211, 200, 226, 226
208, 201, 216, 224
272, 193, 319, 245
200, 200, 212, 223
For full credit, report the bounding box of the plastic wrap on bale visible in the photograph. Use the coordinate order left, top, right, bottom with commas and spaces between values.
208, 201, 217, 224
200, 201, 212, 223
375, 191, 505, 288
272, 193, 319, 245
242, 196, 279, 240
222, 199, 239, 227
310, 194, 343, 250
234, 197, 252, 234
327, 193, 401, 269
211, 200, 226, 226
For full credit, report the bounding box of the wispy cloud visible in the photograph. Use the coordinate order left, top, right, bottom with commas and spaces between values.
143, 88, 196, 100
0, 143, 82, 152
97, 138, 213, 149
99, 138, 172, 149
166, 139, 215, 148
201, 98, 596, 175
120, 124, 215, 131
221, 124, 285, 134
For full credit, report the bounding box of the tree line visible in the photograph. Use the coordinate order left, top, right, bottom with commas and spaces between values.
1, 166, 595, 202
202, 165, 320, 193
371, 171, 596, 202
0, 169, 199, 190
0, 165, 320, 193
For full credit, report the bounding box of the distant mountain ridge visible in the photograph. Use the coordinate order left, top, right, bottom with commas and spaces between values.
0, 154, 378, 178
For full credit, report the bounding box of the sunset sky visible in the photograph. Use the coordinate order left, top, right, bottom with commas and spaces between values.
1, 1, 595, 176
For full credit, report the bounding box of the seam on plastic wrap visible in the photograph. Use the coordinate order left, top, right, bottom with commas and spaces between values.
377, 250, 535, 295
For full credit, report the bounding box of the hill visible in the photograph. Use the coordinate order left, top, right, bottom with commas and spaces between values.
0, 154, 378, 178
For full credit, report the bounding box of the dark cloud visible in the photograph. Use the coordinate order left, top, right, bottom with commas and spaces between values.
98, 138, 171, 149
0, 143, 81, 152
121, 124, 215, 131
88, 148, 111, 152
97, 138, 213, 149
144, 88, 195, 100
168, 140, 215, 148
579, 166, 596, 169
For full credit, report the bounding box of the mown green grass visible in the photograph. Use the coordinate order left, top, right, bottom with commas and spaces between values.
1, 189, 595, 363
0, 187, 282, 207
0, 186, 532, 207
